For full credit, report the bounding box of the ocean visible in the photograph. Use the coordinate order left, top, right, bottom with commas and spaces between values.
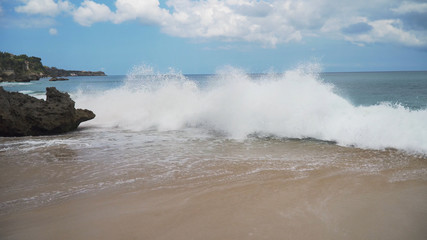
1, 66, 427, 239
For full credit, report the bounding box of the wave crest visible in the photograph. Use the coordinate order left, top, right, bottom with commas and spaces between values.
75, 65, 427, 154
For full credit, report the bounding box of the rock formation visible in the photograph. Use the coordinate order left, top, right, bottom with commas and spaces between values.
45, 67, 106, 77
49, 77, 69, 81
0, 52, 46, 82
0, 87, 95, 136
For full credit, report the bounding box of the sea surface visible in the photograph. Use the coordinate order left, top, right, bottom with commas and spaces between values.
1, 66, 427, 239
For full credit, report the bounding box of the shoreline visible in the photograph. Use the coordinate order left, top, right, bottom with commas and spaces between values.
1, 165, 426, 240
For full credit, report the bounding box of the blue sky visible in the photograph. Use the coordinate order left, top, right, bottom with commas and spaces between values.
1, 0, 427, 74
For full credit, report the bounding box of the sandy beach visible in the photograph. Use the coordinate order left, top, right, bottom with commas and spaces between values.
1, 135, 426, 239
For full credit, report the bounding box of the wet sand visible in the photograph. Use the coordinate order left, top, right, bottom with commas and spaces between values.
1, 133, 427, 239
2, 163, 427, 239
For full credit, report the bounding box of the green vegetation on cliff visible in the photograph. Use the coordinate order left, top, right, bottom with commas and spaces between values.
0, 52, 47, 82
0, 51, 106, 82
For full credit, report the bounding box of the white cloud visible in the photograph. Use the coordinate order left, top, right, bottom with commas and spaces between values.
162, 1, 254, 41
113, 0, 169, 24
72, 0, 169, 26
392, 1, 427, 14
13, 0, 427, 48
370, 19, 424, 46
343, 19, 426, 47
154, 0, 306, 46
73, 0, 113, 26
49, 27, 58, 35
65, 0, 308, 46
161, 0, 426, 47
15, 0, 73, 17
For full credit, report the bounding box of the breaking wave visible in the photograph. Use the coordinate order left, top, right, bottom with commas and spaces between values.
75, 64, 427, 154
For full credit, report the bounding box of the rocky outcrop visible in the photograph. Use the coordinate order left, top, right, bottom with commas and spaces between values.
0, 52, 47, 82
0, 87, 95, 136
0, 71, 43, 82
45, 67, 106, 77
49, 77, 69, 81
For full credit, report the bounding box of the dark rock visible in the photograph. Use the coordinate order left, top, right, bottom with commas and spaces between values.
45, 67, 106, 77
0, 87, 95, 136
0, 71, 41, 82
19, 73, 41, 82
49, 77, 69, 81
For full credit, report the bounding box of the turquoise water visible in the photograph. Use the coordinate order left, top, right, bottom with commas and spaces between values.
2, 71, 426, 110
0, 75, 124, 97
321, 71, 427, 110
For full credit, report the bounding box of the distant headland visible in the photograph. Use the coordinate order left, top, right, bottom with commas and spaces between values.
0, 52, 106, 82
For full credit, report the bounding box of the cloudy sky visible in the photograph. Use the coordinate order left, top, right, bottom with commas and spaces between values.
1, 0, 427, 74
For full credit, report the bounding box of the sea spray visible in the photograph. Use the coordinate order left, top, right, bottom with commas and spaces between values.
75, 65, 427, 154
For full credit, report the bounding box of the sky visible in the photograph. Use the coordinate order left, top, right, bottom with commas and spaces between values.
1, 0, 427, 75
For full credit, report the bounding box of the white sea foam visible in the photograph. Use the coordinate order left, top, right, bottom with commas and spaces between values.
0, 82, 33, 87
75, 65, 427, 154
18, 90, 33, 94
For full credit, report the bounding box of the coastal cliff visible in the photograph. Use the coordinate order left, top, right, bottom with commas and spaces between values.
0, 52, 106, 82
0, 52, 46, 82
